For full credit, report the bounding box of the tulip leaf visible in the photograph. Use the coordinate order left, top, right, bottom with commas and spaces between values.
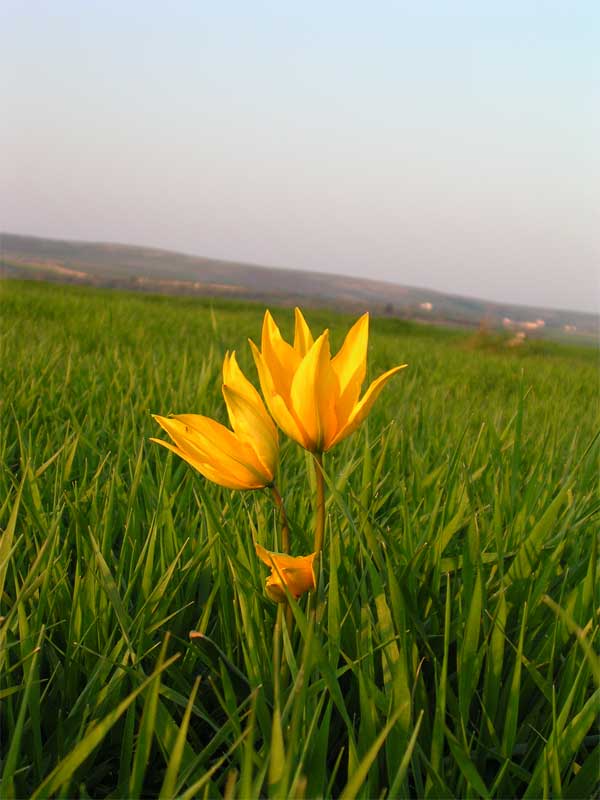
504, 485, 570, 589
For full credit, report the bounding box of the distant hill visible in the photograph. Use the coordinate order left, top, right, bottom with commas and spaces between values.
1, 232, 597, 342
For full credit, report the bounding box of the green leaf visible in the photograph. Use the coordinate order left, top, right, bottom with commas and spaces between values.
0, 476, 24, 603
501, 601, 528, 759
0, 626, 44, 800
542, 594, 600, 687
444, 725, 491, 799
428, 574, 451, 794
129, 635, 170, 798
459, 568, 483, 736
524, 688, 600, 799
339, 704, 404, 800
388, 711, 424, 799
159, 677, 201, 800
31, 653, 180, 799
504, 485, 570, 588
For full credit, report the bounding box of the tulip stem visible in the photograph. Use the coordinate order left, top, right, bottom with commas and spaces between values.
271, 484, 290, 554
313, 453, 325, 557
270, 484, 294, 639
273, 604, 282, 700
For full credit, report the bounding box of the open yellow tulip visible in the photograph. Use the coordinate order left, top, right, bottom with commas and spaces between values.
151, 352, 279, 489
255, 543, 316, 603
249, 308, 407, 453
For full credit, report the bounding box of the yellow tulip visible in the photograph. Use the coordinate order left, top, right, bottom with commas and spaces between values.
255, 543, 316, 603
151, 352, 278, 490
249, 308, 407, 453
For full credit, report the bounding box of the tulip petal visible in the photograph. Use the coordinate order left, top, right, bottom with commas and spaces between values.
290, 332, 337, 452
333, 365, 365, 434
255, 543, 316, 602
222, 350, 279, 473
154, 414, 270, 485
255, 542, 312, 570
264, 579, 287, 603
327, 364, 407, 449
332, 312, 369, 396
282, 562, 317, 596
293, 307, 314, 356
221, 385, 278, 479
161, 414, 243, 463
150, 437, 263, 489
261, 310, 300, 396
222, 351, 266, 413
331, 313, 370, 430
250, 340, 311, 448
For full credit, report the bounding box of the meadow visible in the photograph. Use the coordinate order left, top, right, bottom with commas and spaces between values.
1, 278, 598, 799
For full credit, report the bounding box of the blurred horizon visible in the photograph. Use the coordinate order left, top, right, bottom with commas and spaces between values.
3, 228, 599, 321
1, 1, 598, 314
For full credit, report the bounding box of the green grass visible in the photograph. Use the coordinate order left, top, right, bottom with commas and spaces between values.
1, 278, 599, 799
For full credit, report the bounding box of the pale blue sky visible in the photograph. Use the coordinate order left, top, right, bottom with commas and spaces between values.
1, 1, 598, 312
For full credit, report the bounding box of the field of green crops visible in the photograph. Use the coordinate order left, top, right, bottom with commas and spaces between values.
1, 278, 599, 799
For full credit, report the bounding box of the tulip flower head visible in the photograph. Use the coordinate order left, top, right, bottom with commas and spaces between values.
255, 542, 316, 603
151, 352, 278, 489
250, 308, 406, 453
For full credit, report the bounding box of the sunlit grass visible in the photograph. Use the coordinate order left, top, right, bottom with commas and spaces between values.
1, 279, 598, 798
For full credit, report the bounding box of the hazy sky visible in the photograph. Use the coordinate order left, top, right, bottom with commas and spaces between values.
2, 1, 598, 313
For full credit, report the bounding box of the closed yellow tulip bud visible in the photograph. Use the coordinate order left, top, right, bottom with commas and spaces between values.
255, 543, 316, 603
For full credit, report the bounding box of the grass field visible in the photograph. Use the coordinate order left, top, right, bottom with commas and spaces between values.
1, 278, 599, 799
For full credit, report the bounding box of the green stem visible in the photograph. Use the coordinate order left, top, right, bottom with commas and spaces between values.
271, 484, 289, 554
313, 453, 325, 557
273, 604, 282, 699
271, 484, 294, 636
311, 452, 326, 620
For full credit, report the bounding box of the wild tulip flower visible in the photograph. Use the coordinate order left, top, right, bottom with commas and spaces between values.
249, 308, 406, 453
255, 543, 316, 603
151, 352, 278, 490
